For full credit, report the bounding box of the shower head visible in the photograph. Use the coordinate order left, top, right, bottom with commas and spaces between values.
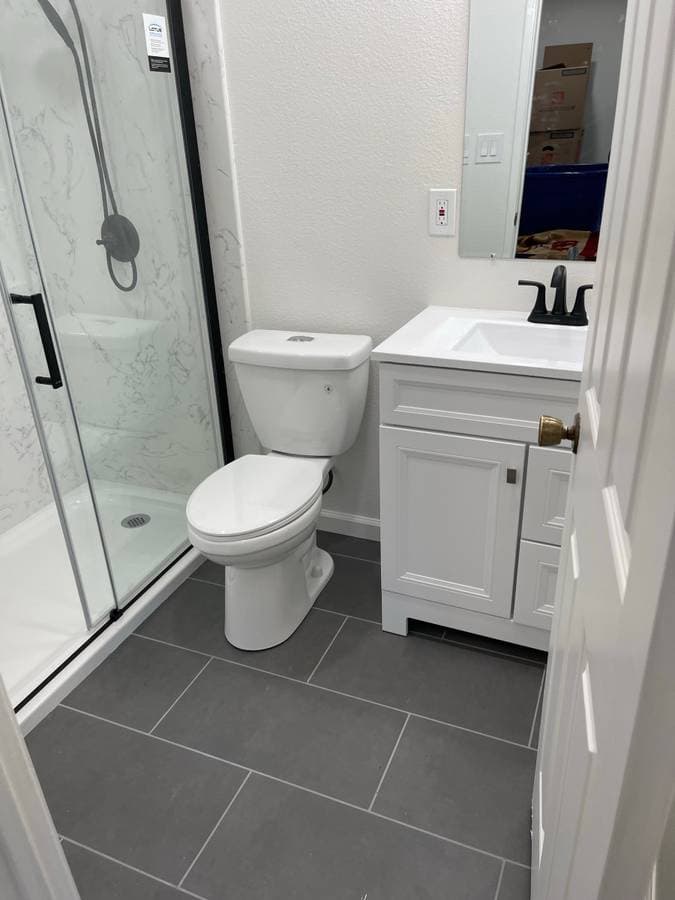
36, 0, 140, 292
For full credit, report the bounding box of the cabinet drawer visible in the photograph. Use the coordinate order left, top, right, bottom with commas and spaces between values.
380, 425, 525, 618
522, 446, 572, 546
513, 540, 560, 631
379, 363, 578, 442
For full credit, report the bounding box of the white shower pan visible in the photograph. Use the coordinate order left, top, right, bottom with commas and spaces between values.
0, 479, 188, 707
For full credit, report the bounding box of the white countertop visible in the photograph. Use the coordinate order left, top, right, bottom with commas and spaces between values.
371, 306, 587, 380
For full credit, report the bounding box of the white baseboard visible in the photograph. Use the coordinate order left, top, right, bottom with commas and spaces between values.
318, 508, 380, 542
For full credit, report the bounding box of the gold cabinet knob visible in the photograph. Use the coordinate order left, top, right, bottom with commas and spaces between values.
538, 412, 581, 454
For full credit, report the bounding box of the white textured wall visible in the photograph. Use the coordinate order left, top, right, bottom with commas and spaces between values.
216, 0, 596, 525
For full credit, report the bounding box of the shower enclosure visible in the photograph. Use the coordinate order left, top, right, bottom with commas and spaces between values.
0, 0, 230, 709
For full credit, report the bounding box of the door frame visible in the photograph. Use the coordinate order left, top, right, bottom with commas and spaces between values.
0, 678, 79, 900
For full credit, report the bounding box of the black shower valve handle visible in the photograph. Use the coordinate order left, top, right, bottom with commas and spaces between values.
519, 280, 548, 321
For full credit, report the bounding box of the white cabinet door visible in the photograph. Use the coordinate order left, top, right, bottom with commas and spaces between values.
380, 425, 525, 618
514, 539, 560, 630
522, 446, 572, 546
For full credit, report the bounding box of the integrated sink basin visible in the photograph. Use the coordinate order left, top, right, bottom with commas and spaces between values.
371, 306, 588, 379
453, 320, 586, 366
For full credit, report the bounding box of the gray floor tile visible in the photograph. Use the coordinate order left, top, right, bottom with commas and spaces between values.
64, 635, 207, 731
62, 841, 185, 900
444, 627, 547, 664
374, 716, 535, 864
191, 559, 223, 585
314, 555, 382, 622
136, 578, 345, 680
27, 706, 245, 883
317, 530, 381, 562
155, 658, 405, 807
498, 862, 531, 899
311, 618, 542, 743
185, 774, 501, 900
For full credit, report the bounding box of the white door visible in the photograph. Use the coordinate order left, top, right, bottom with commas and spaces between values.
533, 0, 675, 897
0, 677, 79, 900
380, 426, 525, 617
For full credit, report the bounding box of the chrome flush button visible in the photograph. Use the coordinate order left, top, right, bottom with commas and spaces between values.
287, 335, 314, 342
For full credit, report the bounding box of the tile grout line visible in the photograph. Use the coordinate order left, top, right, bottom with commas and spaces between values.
528, 668, 546, 748
187, 573, 545, 666
306, 615, 348, 683
188, 548, 380, 590
56, 704, 530, 870
368, 713, 410, 812
135, 633, 212, 660
493, 859, 506, 900
316, 606, 545, 667
314, 606, 381, 627
133, 632, 535, 751
149, 658, 213, 734
319, 551, 381, 565
178, 771, 252, 888
188, 575, 225, 588
60, 836, 211, 900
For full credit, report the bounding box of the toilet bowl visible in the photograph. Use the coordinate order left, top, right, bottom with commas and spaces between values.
186, 329, 371, 650
187, 453, 335, 650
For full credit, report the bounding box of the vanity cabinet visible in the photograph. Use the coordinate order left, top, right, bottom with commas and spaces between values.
380, 427, 524, 619
378, 362, 579, 651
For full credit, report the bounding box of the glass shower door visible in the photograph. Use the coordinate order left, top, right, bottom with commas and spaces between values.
0, 0, 225, 604
0, 109, 117, 633
0, 112, 117, 706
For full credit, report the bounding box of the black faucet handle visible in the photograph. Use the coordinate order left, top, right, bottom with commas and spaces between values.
519, 280, 548, 322
570, 284, 592, 326
550, 265, 568, 316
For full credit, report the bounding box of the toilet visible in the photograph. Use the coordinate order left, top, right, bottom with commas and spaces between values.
186, 329, 372, 650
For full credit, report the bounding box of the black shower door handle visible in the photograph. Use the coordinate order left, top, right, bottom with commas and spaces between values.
10, 292, 63, 389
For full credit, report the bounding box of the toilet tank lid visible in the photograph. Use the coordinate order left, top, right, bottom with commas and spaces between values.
229, 330, 372, 370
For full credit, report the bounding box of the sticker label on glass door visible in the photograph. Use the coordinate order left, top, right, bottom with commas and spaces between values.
142, 13, 171, 72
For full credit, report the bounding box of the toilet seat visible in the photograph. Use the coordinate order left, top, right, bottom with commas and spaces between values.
186, 454, 324, 544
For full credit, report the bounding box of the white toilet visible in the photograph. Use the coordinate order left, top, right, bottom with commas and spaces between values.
186, 329, 372, 650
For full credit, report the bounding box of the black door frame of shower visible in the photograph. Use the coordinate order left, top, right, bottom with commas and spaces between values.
168, 0, 234, 463
14, 0, 234, 714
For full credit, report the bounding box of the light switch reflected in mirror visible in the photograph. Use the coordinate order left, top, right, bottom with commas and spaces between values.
459, 0, 627, 261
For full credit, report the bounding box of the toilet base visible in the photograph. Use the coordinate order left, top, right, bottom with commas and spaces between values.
224, 536, 334, 651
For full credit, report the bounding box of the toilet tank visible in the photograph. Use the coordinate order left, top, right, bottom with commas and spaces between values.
229, 330, 372, 456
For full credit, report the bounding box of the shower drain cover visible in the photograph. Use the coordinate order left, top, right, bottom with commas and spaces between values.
121, 513, 151, 529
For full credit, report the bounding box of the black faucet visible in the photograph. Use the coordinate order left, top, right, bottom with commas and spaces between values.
518, 265, 591, 325
550, 265, 567, 317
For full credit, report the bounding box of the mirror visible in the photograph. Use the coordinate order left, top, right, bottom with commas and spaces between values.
459, 0, 627, 261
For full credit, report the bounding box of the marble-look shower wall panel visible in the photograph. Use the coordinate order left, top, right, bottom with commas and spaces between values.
0, 0, 221, 496
182, 0, 259, 458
